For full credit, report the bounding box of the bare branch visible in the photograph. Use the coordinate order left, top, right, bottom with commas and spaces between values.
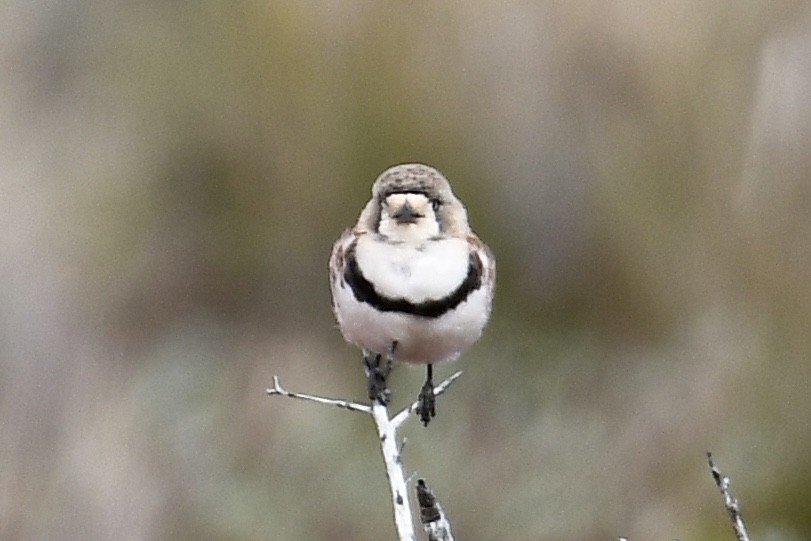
370, 402, 417, 541
416, 479, 455, 541
707, 452, 751, 541
266, 376, 371, 414
267, 372, 463, 540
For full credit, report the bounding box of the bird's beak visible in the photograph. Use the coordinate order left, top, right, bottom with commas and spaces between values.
391, 201, 421, 224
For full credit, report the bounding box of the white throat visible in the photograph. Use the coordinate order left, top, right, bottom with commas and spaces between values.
377, 193, 440, 242
378, 219, 439, 242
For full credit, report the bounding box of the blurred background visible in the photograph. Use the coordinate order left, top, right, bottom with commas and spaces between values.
2, 1, 811, 539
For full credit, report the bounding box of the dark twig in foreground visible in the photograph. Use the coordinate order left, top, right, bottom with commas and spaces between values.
707, 452, 751, 541
416, 479, 455, 541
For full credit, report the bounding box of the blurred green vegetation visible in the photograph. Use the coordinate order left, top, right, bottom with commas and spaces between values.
2, 1, 811, 539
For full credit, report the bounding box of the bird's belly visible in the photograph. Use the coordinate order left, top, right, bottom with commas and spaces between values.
334, 282, 491, 364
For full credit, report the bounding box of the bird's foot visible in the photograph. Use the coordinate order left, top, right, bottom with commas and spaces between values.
416, 366, 436, 427
363, 351, 392, 405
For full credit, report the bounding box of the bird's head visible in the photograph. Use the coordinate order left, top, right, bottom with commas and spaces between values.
364, 163, 470, 242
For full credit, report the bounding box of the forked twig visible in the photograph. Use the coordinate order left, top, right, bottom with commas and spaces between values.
267, 371, 463, 541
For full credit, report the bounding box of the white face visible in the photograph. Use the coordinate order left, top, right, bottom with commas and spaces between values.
377, 192, 440, 242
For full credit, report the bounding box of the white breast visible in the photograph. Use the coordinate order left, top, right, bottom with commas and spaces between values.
353, 236, 470, 303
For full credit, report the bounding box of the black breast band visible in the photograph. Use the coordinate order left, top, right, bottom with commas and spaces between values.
344, 240, 483, 319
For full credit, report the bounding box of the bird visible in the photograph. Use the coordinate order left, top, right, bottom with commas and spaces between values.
329, 163, 495, 426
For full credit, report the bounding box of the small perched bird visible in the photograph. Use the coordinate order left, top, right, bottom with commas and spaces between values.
329, 163, 495, 425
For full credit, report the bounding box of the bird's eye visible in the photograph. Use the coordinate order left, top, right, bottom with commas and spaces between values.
431, 199, 441, 212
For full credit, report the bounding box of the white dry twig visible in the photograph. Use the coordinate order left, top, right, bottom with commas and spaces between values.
267, 376, 372, 413
267, 371, 463, 541
707, 451, 751, 541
